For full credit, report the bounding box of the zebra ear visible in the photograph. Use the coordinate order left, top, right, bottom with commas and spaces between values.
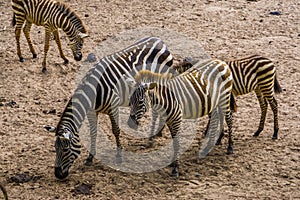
149, 83, 157, 90
145, 82, 157, 90
62, 131, 71, 140
79, 33, 89, 39
43, 125, 56, 132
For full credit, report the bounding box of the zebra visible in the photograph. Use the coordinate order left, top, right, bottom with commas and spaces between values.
173, 55, 282, 140
44, 36, 174, 179
11, 0, 88, 72
126, 59, 234, 176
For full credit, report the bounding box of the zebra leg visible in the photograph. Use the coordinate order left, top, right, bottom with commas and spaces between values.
254, 90, 268, 137
84, 111, 98, 166
148, 110, 159, 147
14, 19, 25, 62
156, 115, 165, 137
23, 21, 37, 59
109, 110, 122, 164
53, 30, 69, 64
224, 109, 233, 155
268, 97, 279, 140
168, 119, 181, 177
216, 109, 225, 146
203, 114, 210, 137
41, 27, 52, 73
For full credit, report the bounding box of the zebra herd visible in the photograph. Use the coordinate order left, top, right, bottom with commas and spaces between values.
10, 0, 282, 179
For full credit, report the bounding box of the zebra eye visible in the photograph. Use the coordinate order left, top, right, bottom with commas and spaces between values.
62, 141, 70, 149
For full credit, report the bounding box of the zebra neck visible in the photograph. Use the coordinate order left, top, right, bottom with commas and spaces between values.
58, 93, 92, 135
57, 3, 87, 36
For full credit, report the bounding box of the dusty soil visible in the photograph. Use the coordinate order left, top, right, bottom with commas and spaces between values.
1, 0, 299, 199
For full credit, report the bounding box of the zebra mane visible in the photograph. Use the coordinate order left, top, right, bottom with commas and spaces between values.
133, 70, 174, 84
57, 1, 88, 34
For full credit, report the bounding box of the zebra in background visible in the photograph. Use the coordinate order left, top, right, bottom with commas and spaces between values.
44, 37, 174, 179
11, 0, 88, 72
126, 59, 234, 176
174, 55, 282, 140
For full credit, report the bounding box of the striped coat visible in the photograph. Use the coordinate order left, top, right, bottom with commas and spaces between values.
11, 0, 88, 72
45, 37, 174, 179
174, 55, 282, 140
127, 59, 234, 176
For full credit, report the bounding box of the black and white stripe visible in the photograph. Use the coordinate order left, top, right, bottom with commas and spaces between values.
11, 0, 88, 72
127, 59, 233, 176
174, 55, 282, 140
51, 37, 174, 179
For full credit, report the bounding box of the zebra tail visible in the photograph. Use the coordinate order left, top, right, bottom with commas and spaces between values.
12, 13, 16, 26
274, 73, 283, 94
230, 93, 237, 112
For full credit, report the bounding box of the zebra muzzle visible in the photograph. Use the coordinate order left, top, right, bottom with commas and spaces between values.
54, 167, 69, 179
74, 53, 82, 61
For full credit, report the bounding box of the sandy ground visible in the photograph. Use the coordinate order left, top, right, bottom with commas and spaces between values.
1, 0, 299, 199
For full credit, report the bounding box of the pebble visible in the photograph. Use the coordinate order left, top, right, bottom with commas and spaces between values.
84, 53, 97, 63
269, 11, 281, 16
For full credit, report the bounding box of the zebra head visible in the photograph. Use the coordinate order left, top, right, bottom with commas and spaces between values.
127, 82, 157, 130
173, 57, 195, 73
68, 32, 89, 61
54, 128, 81, 179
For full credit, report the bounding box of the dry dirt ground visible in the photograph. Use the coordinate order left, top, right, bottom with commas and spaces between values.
0, 0, 300, 199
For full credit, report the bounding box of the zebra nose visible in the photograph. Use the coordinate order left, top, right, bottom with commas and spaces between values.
55, 167, 69, 179
74, 53, 82, 61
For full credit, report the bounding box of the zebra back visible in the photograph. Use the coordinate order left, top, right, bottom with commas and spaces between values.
132, 59, 232, 119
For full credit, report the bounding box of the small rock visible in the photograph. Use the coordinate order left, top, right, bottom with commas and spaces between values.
6, 101, 17, 108
8, 173, 41, 184
84, 53, 97, 63
48, 108, 56, 114
269, 11, 281, 16
71, 183, 93, 195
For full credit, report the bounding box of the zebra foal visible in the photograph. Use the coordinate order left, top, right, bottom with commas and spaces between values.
174, 55, 282, 140
11, 0, 88, 72
126, 59, 234, 176
44, 37, 174, 179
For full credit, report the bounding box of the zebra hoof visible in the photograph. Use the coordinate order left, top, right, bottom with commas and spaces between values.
272, 129, 278, 140
171, 168, 179, 178
253, 129, 263, 137
272, 135, 278, 140
19, 57, 25, 62
115, 155, 122, 164
64, 59, 69, 65
226, 146, 233, 155
33, 54, 37, 59
216, 140, 222, 145
84, 159, 93, 166
41, 65, 48, 73
146, 139, 154, 148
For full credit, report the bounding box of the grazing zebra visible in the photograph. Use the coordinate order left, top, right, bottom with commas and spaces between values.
44, 37, 174, 179
126, 59, 234, 176
11, 0, 88, 72
174, 55, 282, 140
